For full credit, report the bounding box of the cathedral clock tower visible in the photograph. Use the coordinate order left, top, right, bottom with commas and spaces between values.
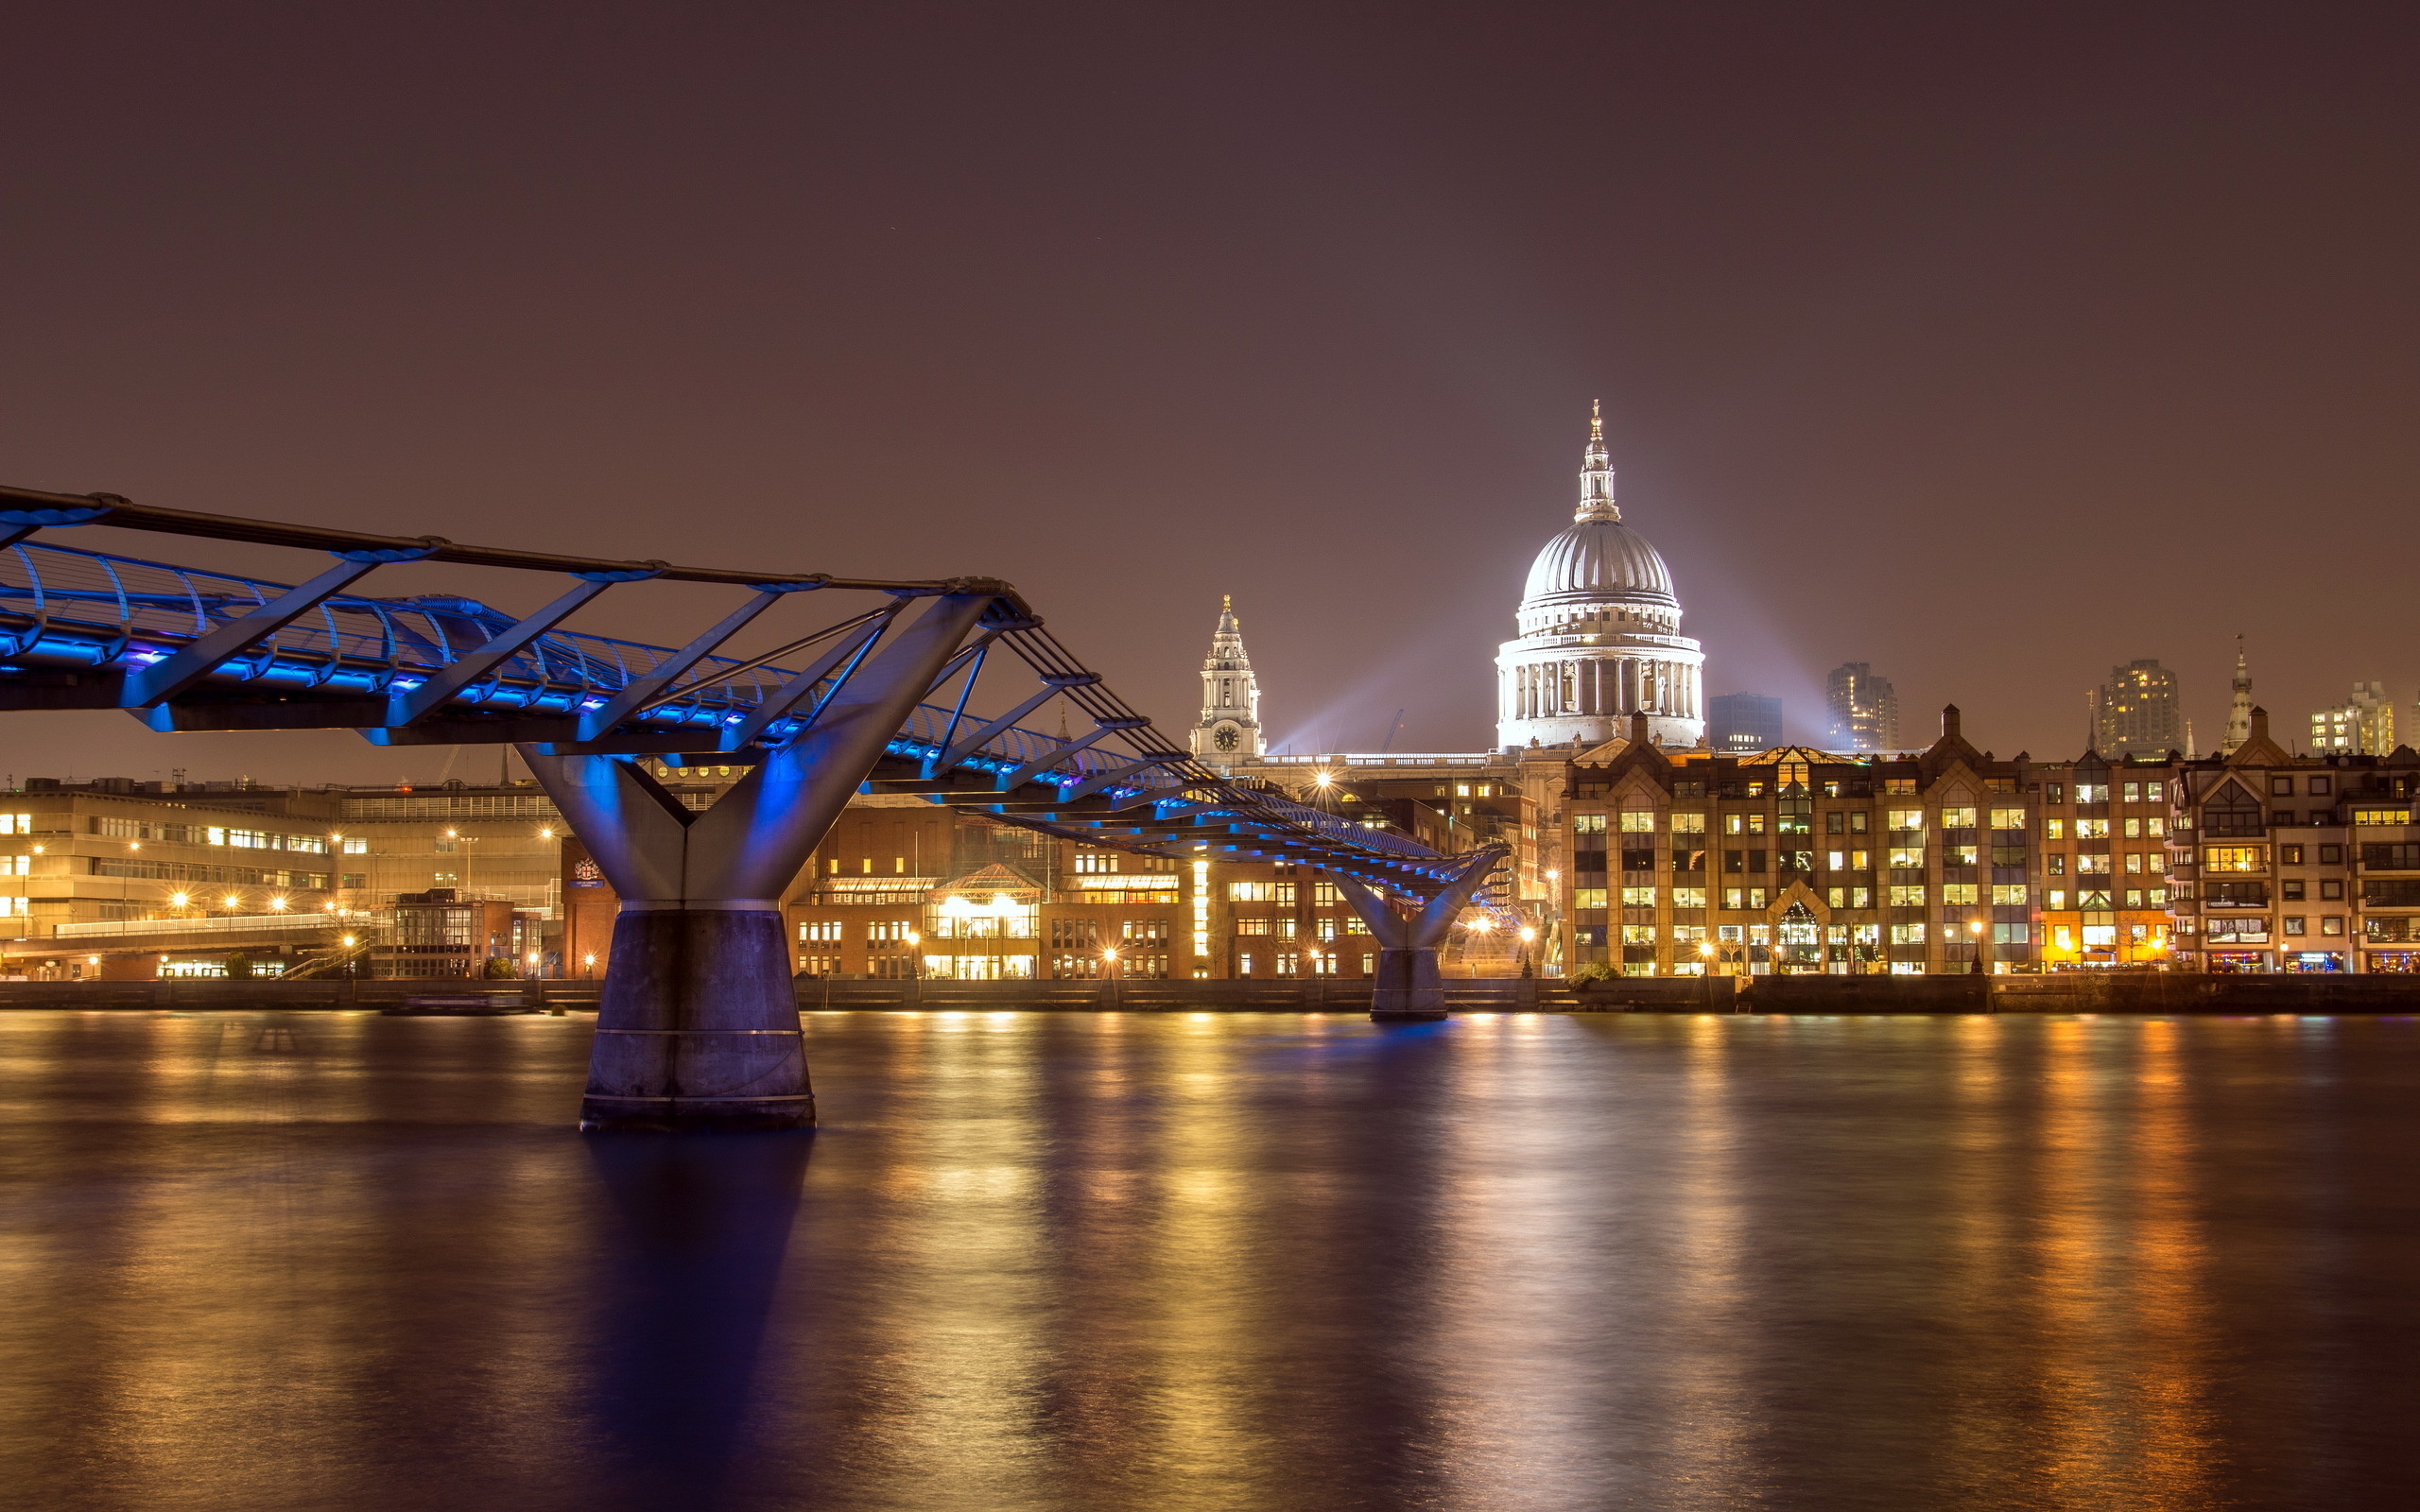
1189, 595, 1264, 770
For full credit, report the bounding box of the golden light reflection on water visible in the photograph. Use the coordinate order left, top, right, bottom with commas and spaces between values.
2027, 1017, 2218, 1508
2, 1009, 2411, 1512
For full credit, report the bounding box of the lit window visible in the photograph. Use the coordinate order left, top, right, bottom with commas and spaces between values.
1890, 923, 1926, 944
1989, 807, 2026, 830
1672, 887, 1707, 909
1670, 813, 1706, 834
1573, 888, 1608, 910
1620, 886, 1656, 907
1619, 811, 1655, 833
1888, 885, 1927, 906
2075, 818, 2110, 839
2203, 847, 2264, 872
1940, 807, 1977, 828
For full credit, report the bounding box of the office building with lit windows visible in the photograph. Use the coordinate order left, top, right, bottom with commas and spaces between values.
1557, 708, 2037, 977
1708, 693, 1784, 754
1824, 663, 1900, 751
2311, 680, 2395, 756
2086, 659, 2184, 758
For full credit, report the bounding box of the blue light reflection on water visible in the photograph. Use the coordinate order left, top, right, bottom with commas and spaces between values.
0, 1009, 2415, 1511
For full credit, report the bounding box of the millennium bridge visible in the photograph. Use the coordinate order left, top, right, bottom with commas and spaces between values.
0, 482, 1502, 1127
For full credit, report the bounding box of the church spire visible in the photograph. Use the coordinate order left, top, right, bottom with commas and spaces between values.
1191, 596, 1263, 769
1576, 401, 1619, 523
2222, 635, 2253, 754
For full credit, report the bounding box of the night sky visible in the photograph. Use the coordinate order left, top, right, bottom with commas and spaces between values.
3, 4, 2414, 784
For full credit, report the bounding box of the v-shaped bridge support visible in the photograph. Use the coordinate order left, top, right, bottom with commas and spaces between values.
520, 593, 995, 1129
1330, 848, 1505, 1022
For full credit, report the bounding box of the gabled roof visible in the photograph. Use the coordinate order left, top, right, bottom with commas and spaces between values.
1575, 713, 1675, 786
936, 861, 1045, 899
2222, 707, 2293, 767
1917, 704, 1985, 784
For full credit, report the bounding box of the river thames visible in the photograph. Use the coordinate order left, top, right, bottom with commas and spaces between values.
1, 1009, 2412, 1511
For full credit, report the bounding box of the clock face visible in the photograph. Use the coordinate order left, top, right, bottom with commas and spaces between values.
1214, 725, 1239, 751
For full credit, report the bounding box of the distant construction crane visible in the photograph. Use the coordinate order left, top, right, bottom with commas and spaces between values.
1378, 708, 1406, 753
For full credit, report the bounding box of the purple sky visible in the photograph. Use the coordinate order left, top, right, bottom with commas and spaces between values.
4, 4, 2415, 783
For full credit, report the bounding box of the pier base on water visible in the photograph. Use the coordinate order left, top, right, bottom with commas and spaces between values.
579, 908, 814, 1131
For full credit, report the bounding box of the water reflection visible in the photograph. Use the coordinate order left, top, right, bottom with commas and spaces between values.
585, 1132, 814, 1504
2, 1010, 2416, 1511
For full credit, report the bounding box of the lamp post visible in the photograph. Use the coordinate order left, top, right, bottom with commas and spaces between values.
1698, 939, 1718, 977
1968, 916, 1985, 976
1517, 923, 1537, 977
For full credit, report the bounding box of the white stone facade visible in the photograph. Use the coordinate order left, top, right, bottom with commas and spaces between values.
1495, 408, 1704, 751
1189, 596, 1264, 771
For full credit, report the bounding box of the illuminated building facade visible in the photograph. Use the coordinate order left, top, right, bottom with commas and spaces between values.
2163, 708, 2420, 974
1824, 663, 1900, 752
2086, 659, 2183, 758
1188, 595, 1264, 771
785, 797, 1387, 980
2311, 680, 2394, 756
0, 777, 576, 979
1559, 709, 2036, 977
1495, 405, 1704, 751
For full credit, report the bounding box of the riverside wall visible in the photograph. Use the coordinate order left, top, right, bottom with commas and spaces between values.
1, 973, 2416, 1014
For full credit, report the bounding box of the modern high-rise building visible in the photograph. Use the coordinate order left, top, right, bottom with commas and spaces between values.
2312, 680, 2395, 756
1188, 596, 1265, 771
1824, 663, 1899, 751
2086, 659, 2184, 757
1707, 693, 1783, 754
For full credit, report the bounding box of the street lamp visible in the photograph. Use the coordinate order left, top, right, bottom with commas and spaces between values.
1699, 939, 1718, 976
1968, 917, 1985, 975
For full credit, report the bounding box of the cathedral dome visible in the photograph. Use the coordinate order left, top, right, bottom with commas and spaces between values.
1495, 403, 1706, 753
1520, 517, 1676, 610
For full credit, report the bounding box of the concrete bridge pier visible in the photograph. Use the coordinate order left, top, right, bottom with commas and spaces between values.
523, 593, 994, 1130
1332, 850, 1503, 1022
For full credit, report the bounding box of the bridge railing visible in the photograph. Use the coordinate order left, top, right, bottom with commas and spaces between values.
0, 491, 1497, 900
